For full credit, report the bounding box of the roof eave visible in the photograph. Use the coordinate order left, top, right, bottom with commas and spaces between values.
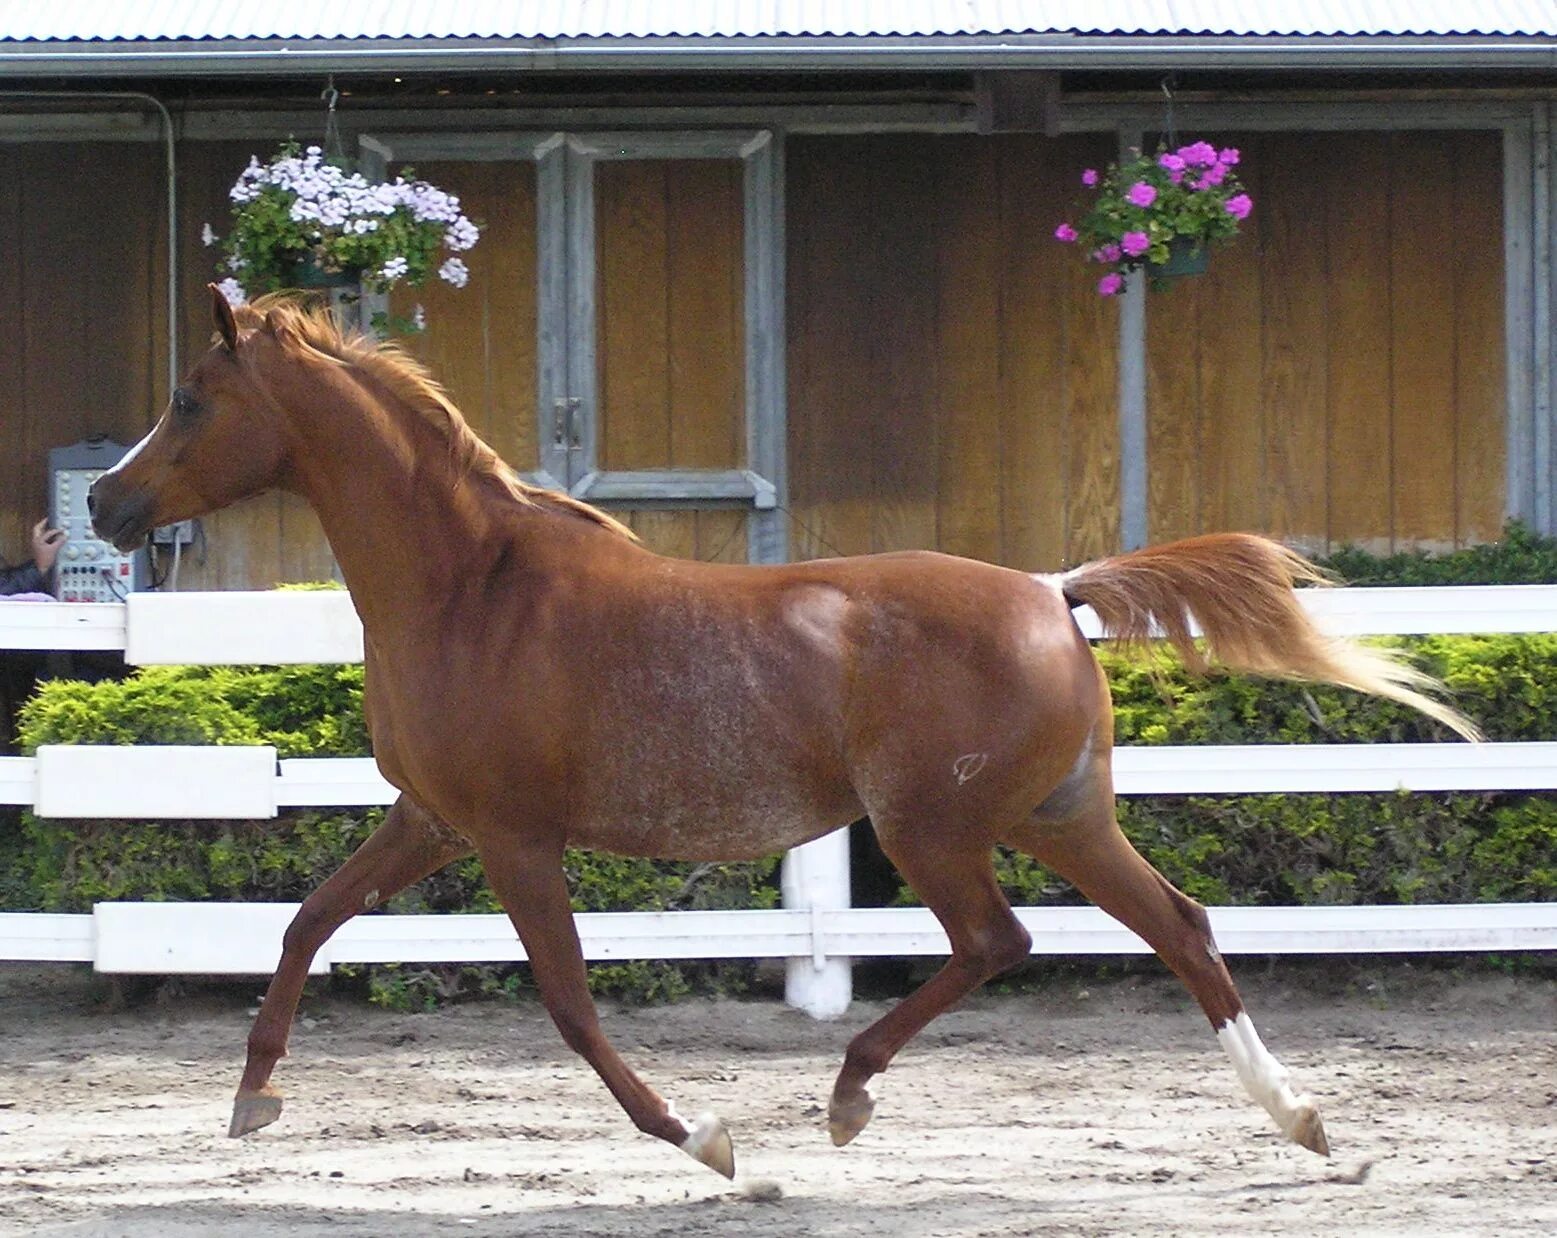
2, 34, 1556, 77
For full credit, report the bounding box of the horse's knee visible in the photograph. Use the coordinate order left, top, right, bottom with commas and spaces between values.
280, 900, 332, 959
959, 917, 1032, 980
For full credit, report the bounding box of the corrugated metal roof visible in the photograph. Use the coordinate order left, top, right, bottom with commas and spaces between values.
4, 2, 1556, 42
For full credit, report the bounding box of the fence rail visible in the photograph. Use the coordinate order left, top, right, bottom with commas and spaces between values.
7, 584, 1557, 659
4, 902, 1553, 974
5, 742, 1557, 814
3, 585, 1556, 1018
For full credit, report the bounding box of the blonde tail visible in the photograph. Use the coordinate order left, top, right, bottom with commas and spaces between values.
1058, 533, 1480, 742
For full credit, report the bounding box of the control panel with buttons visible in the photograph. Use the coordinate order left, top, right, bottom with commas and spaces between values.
47, 439, 149, 602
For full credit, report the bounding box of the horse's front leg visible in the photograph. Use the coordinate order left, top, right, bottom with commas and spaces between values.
230, 796, 472, 1137
477, 839, 735, 1178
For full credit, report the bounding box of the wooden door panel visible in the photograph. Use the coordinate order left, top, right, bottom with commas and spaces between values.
618, 509, 747, 562
595, 159, 745, 472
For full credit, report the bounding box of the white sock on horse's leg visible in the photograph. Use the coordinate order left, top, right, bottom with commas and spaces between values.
668, 1102, 736, 1178
1216, 1011, 1330, 1156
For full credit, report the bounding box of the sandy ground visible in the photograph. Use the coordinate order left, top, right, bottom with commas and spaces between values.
1, 962, 1554, 1237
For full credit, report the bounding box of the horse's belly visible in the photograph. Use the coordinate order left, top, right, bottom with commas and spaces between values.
567, 760, 858, 861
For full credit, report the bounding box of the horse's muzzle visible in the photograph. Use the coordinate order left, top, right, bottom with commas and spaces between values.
88, 478, 155, 552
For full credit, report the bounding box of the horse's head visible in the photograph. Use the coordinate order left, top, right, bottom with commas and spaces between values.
90, 285, 292, 551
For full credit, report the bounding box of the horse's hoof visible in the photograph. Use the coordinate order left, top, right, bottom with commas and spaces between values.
1288, 1103, 1330, 1157
229, 1086, 284, 1138
828, 1087, 875, 1147
680, 1112, 735, 1179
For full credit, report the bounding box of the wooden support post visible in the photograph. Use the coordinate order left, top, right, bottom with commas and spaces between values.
974, 71, 1062, 135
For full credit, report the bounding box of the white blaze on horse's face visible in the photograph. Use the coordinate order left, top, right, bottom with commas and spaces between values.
104, 426, 154, 478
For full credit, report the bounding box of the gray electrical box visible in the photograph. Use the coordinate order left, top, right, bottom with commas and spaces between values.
48, 438, 149, 602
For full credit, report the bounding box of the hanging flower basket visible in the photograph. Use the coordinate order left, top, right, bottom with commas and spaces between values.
290, 255, 363, 290
206, 143, 480, 324
1054, 141, 1252, 296
1150, 235, 1211, 280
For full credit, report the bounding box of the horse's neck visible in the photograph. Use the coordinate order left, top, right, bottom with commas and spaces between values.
285, 379, 530, 639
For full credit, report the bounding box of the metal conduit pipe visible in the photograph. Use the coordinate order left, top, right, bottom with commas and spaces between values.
0, 91, 177, 398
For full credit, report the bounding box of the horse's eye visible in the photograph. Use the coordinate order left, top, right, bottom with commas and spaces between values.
172, 389, 200, 420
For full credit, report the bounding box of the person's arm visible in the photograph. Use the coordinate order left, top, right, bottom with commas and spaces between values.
0, 520, 63, 597
0, 561, 48, 597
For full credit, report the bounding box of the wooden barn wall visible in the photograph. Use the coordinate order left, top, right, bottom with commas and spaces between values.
0, 126, 1513, 595
786, 133, 1120, 571
1146, 130, 1506, 554
0, 140, 341, 590
0, 142, 168, 572
174, 141, 337, 589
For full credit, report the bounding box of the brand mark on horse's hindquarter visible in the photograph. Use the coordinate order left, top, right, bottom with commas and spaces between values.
952, 753, 990, 786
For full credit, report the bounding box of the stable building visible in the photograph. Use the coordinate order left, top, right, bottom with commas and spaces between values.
0, 5, 1550, 588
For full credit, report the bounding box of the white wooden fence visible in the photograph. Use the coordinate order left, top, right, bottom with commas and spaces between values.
3, 586, 1556, 1019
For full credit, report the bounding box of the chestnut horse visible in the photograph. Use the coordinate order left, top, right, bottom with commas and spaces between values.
90, 288, 1476, 1178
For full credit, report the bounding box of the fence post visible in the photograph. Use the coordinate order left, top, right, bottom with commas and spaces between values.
781, 826, 852, 1018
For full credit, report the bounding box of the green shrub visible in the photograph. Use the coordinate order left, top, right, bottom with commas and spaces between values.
14, 529, 1557, 1003
897, 633, 1557, 911
9, 663, 779, 1005
1316, 520, 1557, 585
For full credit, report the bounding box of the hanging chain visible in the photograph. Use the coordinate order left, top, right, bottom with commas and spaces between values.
1160, 74, 1179, 150
321, 76, 346, 165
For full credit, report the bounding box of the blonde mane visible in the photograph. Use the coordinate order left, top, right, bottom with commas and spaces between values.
235, 295, 636, 541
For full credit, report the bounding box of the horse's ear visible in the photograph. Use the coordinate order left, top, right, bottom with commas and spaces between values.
208, 283, 238, 351
263, 308, 296, 346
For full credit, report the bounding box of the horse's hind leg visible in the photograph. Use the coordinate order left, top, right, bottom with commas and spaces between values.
829, 834, 1032, 1147
230, 795, 472, 1137
1011, 805, 1330, 1157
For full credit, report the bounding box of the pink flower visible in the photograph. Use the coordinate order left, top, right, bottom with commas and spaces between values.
1157, 153, 1186, 172
1169, 169, 1185, 184
1081, 168, 1099, 186
1200, 163, 1228, 187
1100, 243, 1122, 263
1225, 193, 1254, 220
1218, 147, 1241, 165
1177, 141, 1218, 167
1097, 272, 1124, 297
1054, 222, 1079, 243
1126, 181, 1157, 208
1121, 230, 1150, 257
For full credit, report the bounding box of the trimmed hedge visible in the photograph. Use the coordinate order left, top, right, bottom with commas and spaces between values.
9, 525, 1557, 1003
1315, 520, 1557, 585
976, 637, 1557, 911
964, 523, 1557, 914
6, 664, 779, 1007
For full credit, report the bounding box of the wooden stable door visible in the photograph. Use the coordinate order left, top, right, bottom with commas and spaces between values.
380, 131, 784, 565
589, 158, 747, 560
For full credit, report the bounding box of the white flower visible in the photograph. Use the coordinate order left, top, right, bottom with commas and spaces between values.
215, 277, 247, 307
201, 222, 217, 247
438, 257, 469, 288
379, 256, 409, 282
446, 217, 480, 252
412, 304, 426, 331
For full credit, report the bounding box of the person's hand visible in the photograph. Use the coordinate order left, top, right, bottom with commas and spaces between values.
31, 518, 65, 573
